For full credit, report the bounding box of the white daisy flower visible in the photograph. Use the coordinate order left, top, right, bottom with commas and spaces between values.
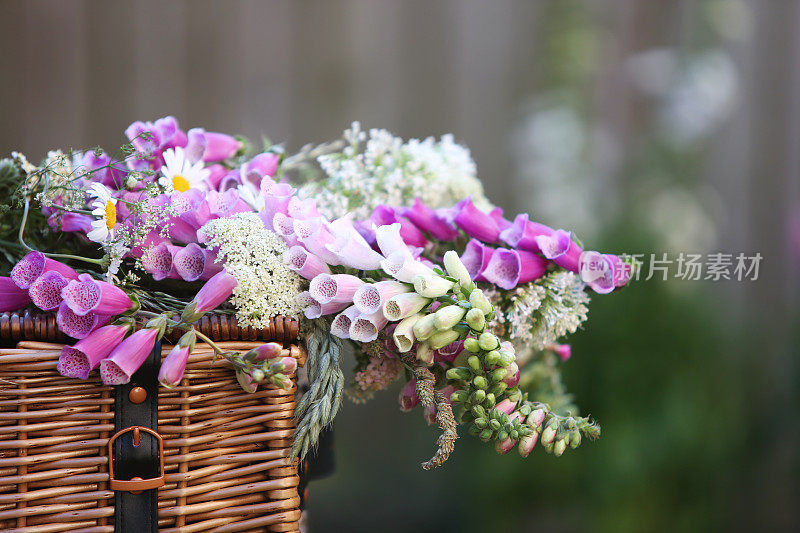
158, 147, 210, 193
87, 183, 118, 243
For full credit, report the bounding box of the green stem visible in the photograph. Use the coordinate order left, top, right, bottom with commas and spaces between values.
18, 197, 104, 265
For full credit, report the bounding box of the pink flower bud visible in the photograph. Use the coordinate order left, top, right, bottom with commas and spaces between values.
182, 270, 237, 323
494, 398, 517, 415
495, 437, 517, 455
283, 246, 331, 280
518, 433, 539, 457
269, 356, 298, 374
158, 343, 191, 387
503, 361, 520, 388
249, 342, 283, 361
399, 379, 420, 412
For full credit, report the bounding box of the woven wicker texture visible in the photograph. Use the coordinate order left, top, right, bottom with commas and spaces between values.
0, 313, 305, 533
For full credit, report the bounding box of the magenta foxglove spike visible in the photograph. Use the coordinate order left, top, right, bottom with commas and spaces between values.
454, 197, 501, 243
57, 323, 132, 379
99, 328, 159, 385
459, 239, 493, 281
535, 229, 582, 273
283, 246, 331, 280
481, 248, 548, 290
0, 276, 32, 312
11, 251, 78, 289
28, 271, 69, 311
61, 273, 134, 317
400, 198, 459, 241
499, 213, 554, 253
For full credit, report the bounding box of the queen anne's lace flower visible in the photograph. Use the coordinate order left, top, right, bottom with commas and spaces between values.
201, 212, 302, 328
299, 122, 490, 220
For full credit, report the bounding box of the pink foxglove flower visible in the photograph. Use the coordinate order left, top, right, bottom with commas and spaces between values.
579, 251, 616, 294
392, 313, 422, 352
142, 242, 179, 281
459, 239, 493, 281
380, 251, 435, 283
606, 254, 632, 287
383, 293, 430, 321
503, 361, 520, 387
158, 330, 196, 387
57, 323, 132, 379
29, 271, 70, 311
434, 340, 463, 363
369, 205, 429, 248
454, 197, 501, 243
295, 290, 349, 319
374, 223, 413, 259
11, 251, 78, 289
100, 327, 159, 385
494, 398, 517, 415
349, 310, 388, 343
202, 131, 241, 162
283, 246, 331, 280
61, 273, 134, 316
59, 212, 94, 233
518, 432, 539, 458
326, 218, 384, 270
399, 379, 420, 412
352, 281, 410, 315
500, 214, 554, 253
548, 343, 571, 362
182, 270, 238, 323
260, 183, 295, 230
400, 198, 459, 241
535, 229, 582, 273
172, 243, 221, 282
481, 248, 548, 290
294, 217, 341, 266
309, 274, 364, 304
0, 276, 31, 312
330, 306, 361, 339
56, 303, 108, 339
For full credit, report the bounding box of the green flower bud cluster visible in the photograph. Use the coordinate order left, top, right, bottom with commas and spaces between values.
519, 401, 600, 457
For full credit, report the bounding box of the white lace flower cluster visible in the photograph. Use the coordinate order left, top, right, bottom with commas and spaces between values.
201, 212, 302, 328
299, 122, 490, 219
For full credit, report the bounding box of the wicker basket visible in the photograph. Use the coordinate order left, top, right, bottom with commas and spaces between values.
0, 311, 306, 533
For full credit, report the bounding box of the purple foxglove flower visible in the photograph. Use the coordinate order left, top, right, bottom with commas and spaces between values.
246, 152, 280, 178
99, 328, 159, 385
57, 323, 132, 379
398, 379, 420, 412
454, 197, 501, 243
309, 273, 363, 304
205, 164, 228, 189
184, 128, 207, 164
494, 398, 517, 415
392, 313, 422, 352
579, 251, 615, 294
142, 242, 179, 281
283, 246, 331, 280
481, 248, 548, 290
383, 293, 430, 321
503, 361, 520, 387
548, 343, 571, 362
330, 306, 361, 339
374, 223, 413, 259
202, 131, 241, 162
489, 207, 513, 233
606, 254, 632, 287
349, 310, 389, 343
294, 217, 342, 266
182, 270, 238, 323
326, 217, 384, 270
154, 116, 180, 147
369, 205, 429, 248
29, 271, 69, 310
518, 433, 539, 458
172, 243, 220, 282
0, 276, 32, 312
400, 198, 459, 241
459, 239, 493, 281
125, 120, 161, 154
11, 251, 78, 289
61, 273, 134, 316
499, 214, 554, 253
260, 183, 295, 229
380, 251, 435, 283
287, 196, 321, 220
56, 303, 109, 339
296, 291, 349, 319
59, 212, 94, 233
535, 229, 582, 273
353, 281, 410, 315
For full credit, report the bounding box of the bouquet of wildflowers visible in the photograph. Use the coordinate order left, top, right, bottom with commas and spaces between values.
0, 118, 632, 468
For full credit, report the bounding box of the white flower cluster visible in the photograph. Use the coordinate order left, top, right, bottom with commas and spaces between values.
201, 212, 302, 328
299, 122, 490, 219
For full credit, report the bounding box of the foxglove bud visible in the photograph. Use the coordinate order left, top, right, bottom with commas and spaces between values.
429, 329, 460, 350
471, 389, 486, 404
495, 437, 516, 455
518, 433, 539, 457
570, 429, 581, 449
393, 313, 422, 352
489, 419, 501, 431
468, 288, 493, 315
271, 373, 292, 390
503, 361, 520, 387
416, 342, 434, 365
498, 350, 515, 367
465, 308, 486, 331
467, 355, 482, 372
268, 356, 298, 375
412, 314, 437, 341
479, 428, 494, 442
497, 429, 509, 442
474, 417, 488, 429
472, 376, 488, 390
484, 350, 500, 366
443, 250, 472, 287
554, 438, 567, 456
490, 368, 507, 382
541, 425, 557, 445
412, 274, 454, 298
252, 369, 266, 382
478, 332, 499, 351
471, 405, 486, 419
446, 367, 471, 381
463, 337, 480, 353
246, 342, 283, 361
450, 390, 468, 403
485, 393, 496, 408
433, 305, 466, 330
527, 408, 546, 428
489, 382, 507, 396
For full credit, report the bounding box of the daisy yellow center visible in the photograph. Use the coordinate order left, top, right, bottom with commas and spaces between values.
104, 201, 117, 230
172, 174, 190, 192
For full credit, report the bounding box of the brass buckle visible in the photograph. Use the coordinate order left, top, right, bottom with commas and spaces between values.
108, 426, 165, 492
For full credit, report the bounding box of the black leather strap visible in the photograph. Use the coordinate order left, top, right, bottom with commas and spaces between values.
113, 341, 160, 533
